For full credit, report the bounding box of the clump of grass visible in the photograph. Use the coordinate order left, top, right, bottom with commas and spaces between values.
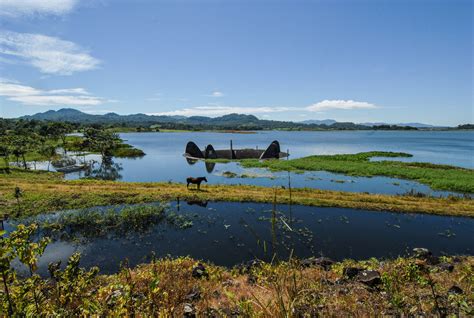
33, 205, 166, 239
222, 171, 238, 178
240, 151, 474, 193
110, 143, 145, 158
21, 205, 195, 240
205, 158, 231, 164
66, 135, 145, 158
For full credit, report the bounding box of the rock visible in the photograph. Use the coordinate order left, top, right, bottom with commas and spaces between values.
356, 270, 382, 287
237, 259, 262, 273
222, 279, 235, 287
343, 267, 363, 279
247, 274, 257, 285
412, 247, 440, 265
413, 248, 432, 259
220, 307, 241, 317
338, 287, 350, 295
448, 285, 463, 295
452, 256, 463, 263
301, 257, 335, 270
183, 303, 196, 317
436, 262, 454, 272
192, 263, 208, 279
426, 255, 440, 266
185, 286, 201, 301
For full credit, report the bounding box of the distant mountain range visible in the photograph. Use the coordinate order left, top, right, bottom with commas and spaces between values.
299, 119, 337, 125
16, 108, 453, 130
359, 122, 443, 128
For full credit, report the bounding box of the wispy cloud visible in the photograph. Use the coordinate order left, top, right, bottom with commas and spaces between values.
207, 91, 224, 97
306, 99, 377, 112
149, 99, 377, 117
0, 0, 79, 17
0, 30, 100, 75
150, 105, 291, 117
0, 78, 112, 106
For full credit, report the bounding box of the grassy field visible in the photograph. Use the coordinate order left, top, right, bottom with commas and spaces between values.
1, 169, 473, 218
239, 151, 474, 193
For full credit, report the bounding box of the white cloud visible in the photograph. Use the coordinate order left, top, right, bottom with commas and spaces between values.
306, 99, 377, 112
0, 30, 100, 75
0, 78, 111, 106
0, 0, 79, 17
149, 105, 291, 117
207, 91, 224, 97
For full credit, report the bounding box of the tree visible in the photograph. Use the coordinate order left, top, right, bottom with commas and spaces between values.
47, 122, 72, 154
39, 145, 57, 171
10, 135, 30, 169
0, 136, 11, 170
83, 128, 120, 160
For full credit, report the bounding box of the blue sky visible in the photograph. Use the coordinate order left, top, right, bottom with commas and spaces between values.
0, 0, 472, 125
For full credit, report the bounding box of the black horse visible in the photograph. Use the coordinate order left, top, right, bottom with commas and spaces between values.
186, 176, 208, 190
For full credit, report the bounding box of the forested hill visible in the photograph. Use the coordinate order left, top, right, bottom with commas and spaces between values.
15, 108, 429, 131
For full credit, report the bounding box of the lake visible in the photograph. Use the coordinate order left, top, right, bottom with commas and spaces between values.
58, 130, 474, 196
6, 201, 474, 275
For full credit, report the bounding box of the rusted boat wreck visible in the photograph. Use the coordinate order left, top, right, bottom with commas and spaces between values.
184, 140, 289, 160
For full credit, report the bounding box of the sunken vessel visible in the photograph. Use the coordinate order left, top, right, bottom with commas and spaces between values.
184, 140, 289, 160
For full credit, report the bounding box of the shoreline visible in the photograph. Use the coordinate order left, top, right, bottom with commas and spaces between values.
1, 169, 473, 218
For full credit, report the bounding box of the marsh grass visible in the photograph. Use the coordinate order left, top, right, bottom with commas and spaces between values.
1, 168, 473, 218
20, 205, 196, 240
240, 151, 474, 193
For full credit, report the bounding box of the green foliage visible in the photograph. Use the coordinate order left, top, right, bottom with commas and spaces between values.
241, 151, 474, 193
1, 225, 473, 316
0, 224, 100, 316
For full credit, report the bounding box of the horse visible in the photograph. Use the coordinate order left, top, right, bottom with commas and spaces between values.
186, 176, 208, 190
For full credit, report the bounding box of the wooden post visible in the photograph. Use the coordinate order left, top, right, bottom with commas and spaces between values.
230, 140, 236, 159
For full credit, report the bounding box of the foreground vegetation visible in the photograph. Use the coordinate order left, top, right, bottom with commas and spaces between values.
240, 151, 474, 193
1, 224, 472, 316
1, 169, 473, 218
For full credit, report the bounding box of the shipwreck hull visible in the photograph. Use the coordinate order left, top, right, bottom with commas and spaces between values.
184, 140, 288, 160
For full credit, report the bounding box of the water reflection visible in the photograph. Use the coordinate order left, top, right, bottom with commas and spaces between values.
186, 158, 197, 165
6, 201, 473, 275
84, 157, 123, 181
205, 161, 216, 173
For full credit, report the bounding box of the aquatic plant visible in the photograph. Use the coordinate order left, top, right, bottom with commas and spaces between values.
22, 205, 197, 241
241, 151, 474, 193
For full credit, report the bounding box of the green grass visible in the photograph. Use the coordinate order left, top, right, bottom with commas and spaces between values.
1, 168, 473, 218
240, 151, 474, 193
110, 143, 145, 157
65, 135, 145, 158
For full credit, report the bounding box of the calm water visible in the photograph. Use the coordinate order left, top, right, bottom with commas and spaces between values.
57, 130, 473, 196
6, 201, 474, 275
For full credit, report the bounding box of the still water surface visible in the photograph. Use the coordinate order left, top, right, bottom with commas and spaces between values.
6, 201, 474, 275
60, 130, 474, 196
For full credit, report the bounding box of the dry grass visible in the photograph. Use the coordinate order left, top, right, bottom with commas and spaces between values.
88, 255, 474, 316
1, 169, 473, 218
